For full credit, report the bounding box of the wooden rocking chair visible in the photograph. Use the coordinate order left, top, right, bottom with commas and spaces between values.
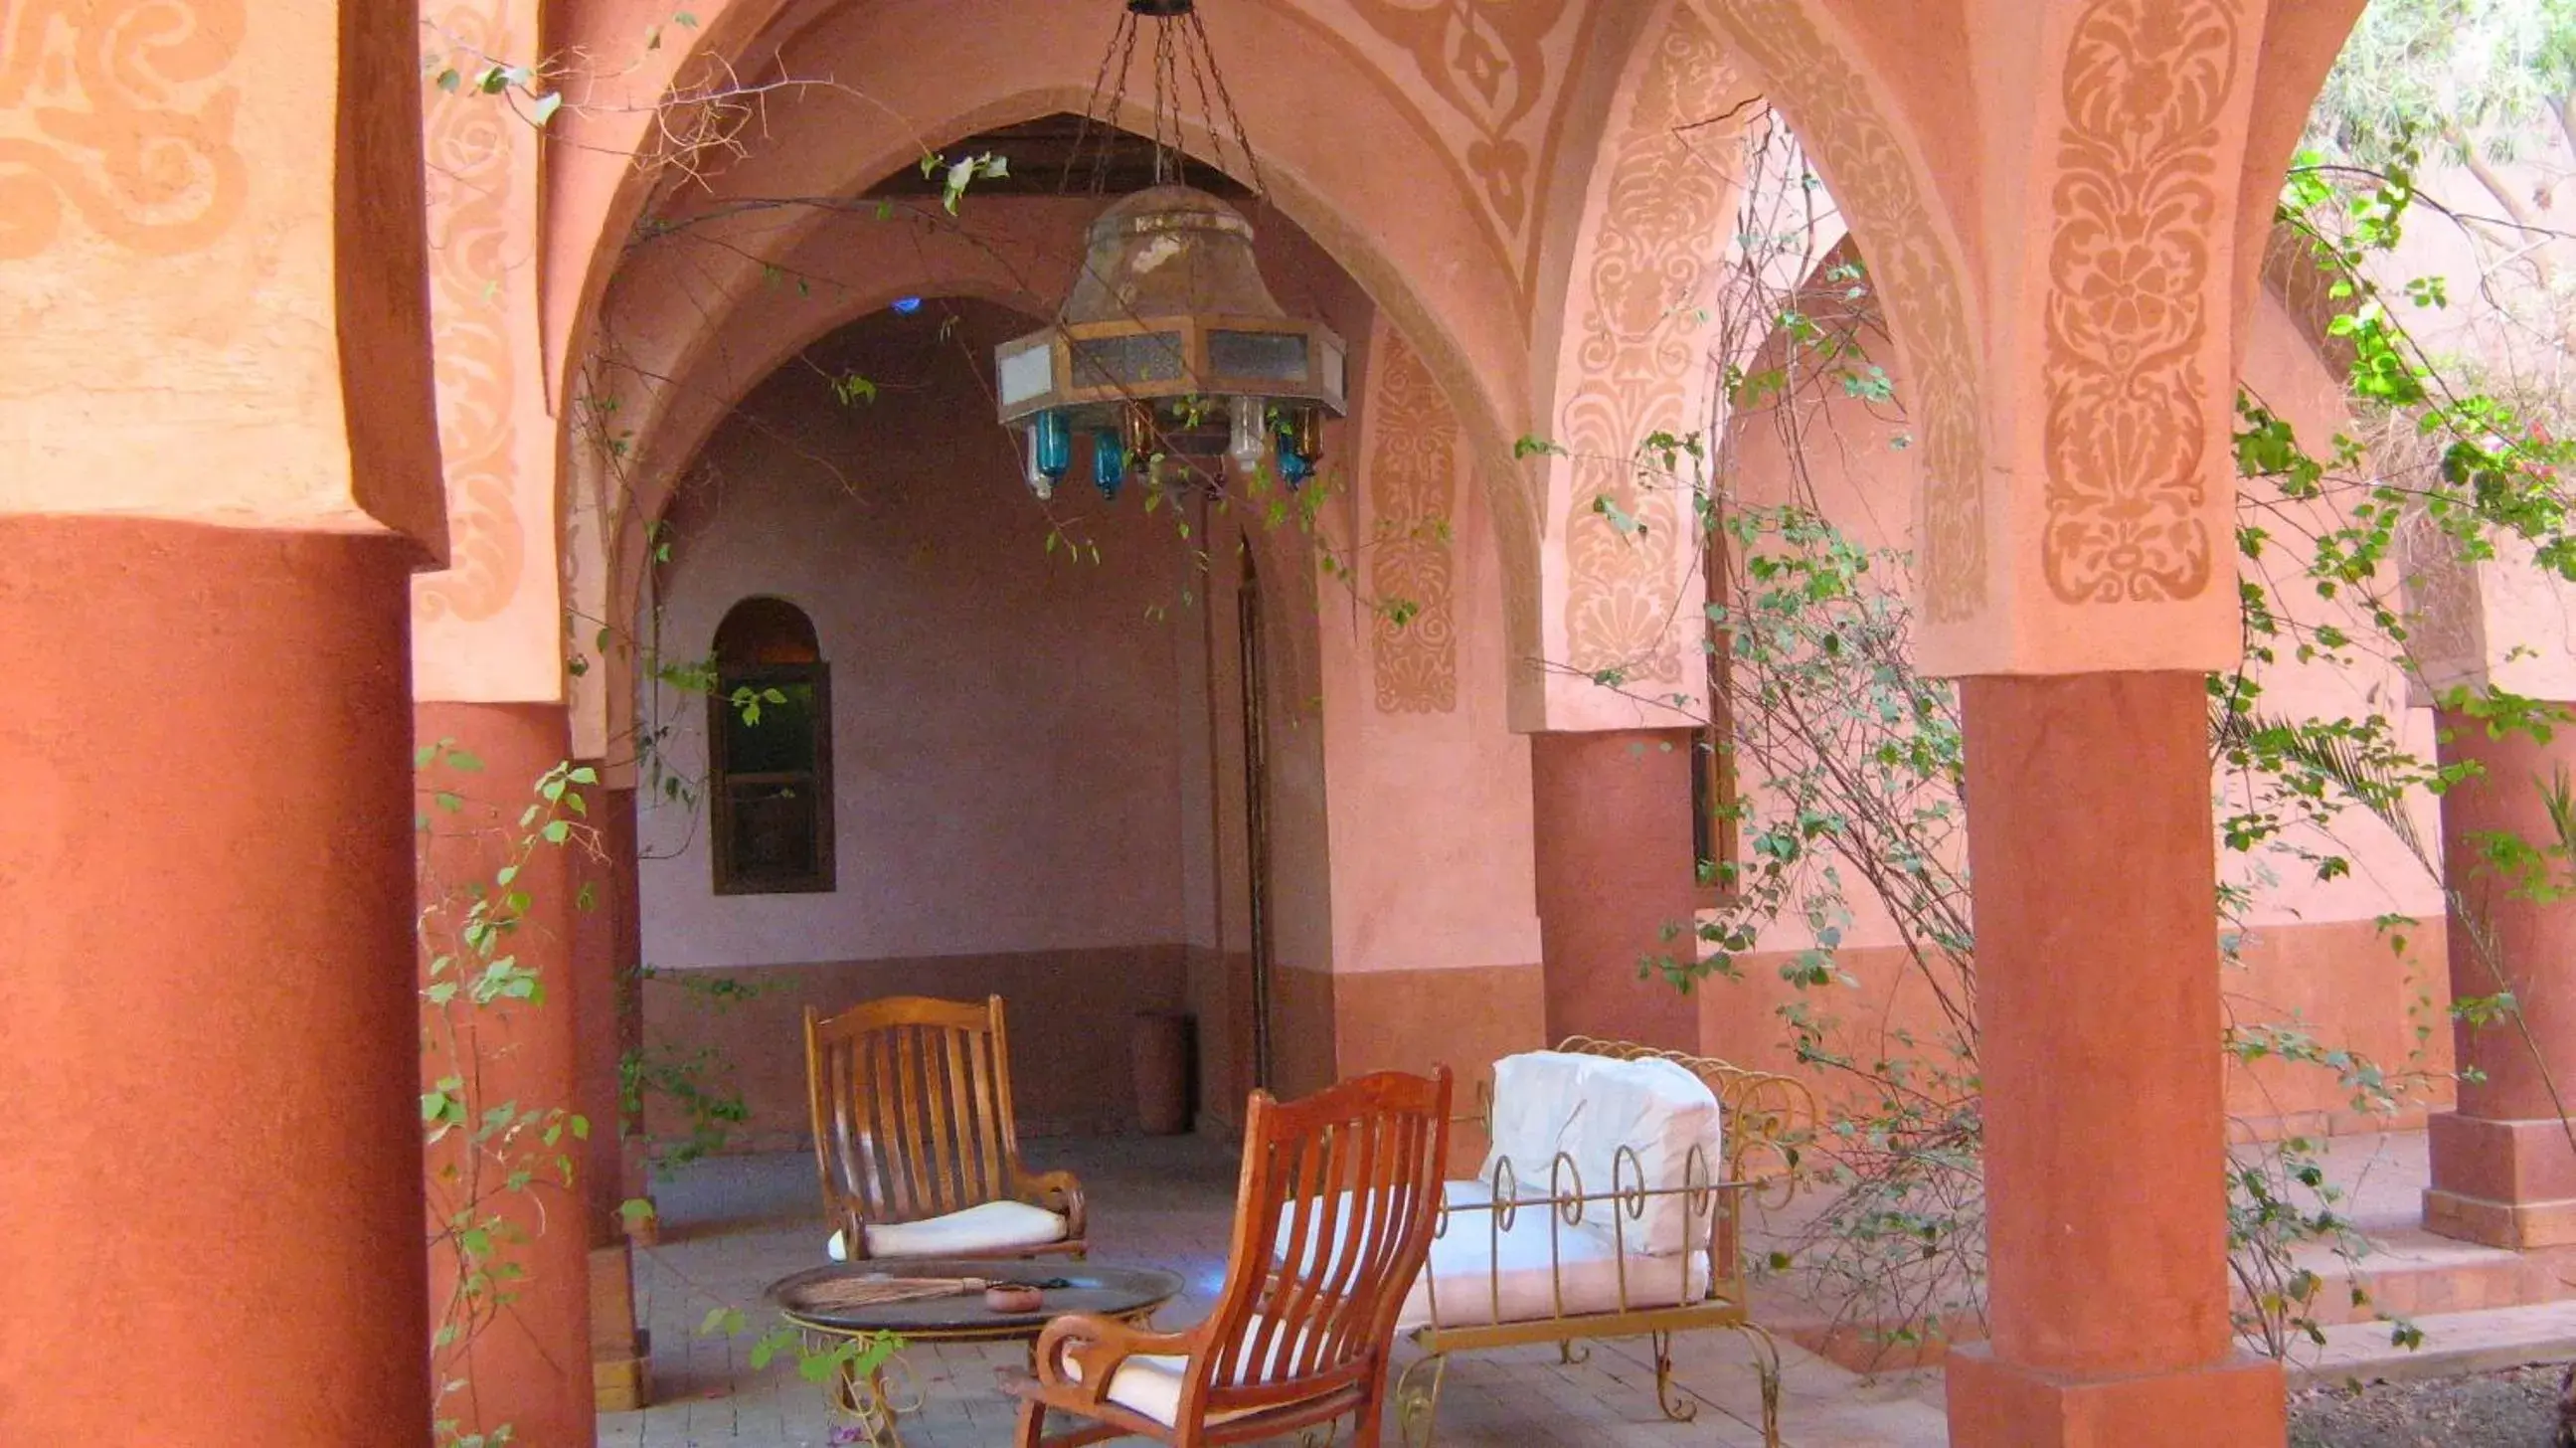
804, 995, 1087, 1263
1006, 1068, 1454, 1447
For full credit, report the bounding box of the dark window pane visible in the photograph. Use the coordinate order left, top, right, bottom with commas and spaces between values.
723, 679, 818, 774
726, 781, 819, 882
1070, 330, 1185, 388
1691, 732, 1714, 869
1208, 328, 1310, 384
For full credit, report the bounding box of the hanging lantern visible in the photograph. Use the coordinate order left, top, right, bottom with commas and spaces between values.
995, 1, 1344, 494
995, 188, 1346, 452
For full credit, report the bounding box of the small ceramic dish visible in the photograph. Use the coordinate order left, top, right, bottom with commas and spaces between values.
984, 1284, 1045, 1314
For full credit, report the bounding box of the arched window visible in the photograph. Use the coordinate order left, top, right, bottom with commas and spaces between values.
709, 597, 835, 894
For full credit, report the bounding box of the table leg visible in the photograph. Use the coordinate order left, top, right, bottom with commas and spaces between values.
808, 1331, 921, 1448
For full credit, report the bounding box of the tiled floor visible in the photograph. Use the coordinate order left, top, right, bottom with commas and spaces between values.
600, 1136, 1952, 1447
600, 1128, 2576, 1447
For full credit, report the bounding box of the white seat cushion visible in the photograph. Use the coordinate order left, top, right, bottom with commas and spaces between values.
1089, 1352, 1209, 1427
823, 1199, 1068, 1261
1403, 1177, 1713, 1331
1478, 1051, 1724, 1257
1062, 1322, 1313, 1428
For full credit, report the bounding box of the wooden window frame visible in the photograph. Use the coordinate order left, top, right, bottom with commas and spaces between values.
709, 661, 837, 896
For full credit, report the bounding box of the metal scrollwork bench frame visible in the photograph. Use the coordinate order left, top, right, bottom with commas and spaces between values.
1392, 1038, 1816, 1448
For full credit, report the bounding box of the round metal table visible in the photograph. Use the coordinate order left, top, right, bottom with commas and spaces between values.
766, 1257, 1184, 1445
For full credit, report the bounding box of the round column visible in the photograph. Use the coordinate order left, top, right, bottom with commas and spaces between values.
572, 779, 650, 1409
0, 516, 429, 1444
416, 702, 597, 1447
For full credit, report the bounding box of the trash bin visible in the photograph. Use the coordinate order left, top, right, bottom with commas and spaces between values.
1130, 1010, 1195, 1136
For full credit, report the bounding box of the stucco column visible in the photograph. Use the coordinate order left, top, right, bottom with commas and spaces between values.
1945, 672, 2284, 1447
572, 780, 651, 1407
417, 705, 597, 1448
0, 517, 429, 1444
570, 781, 647, 1239
1530, 729, 1703, 1052
2424, 707, 2576, 1246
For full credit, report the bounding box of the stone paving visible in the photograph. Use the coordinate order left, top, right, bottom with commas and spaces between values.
599, 1136, 1952, 1448
600, 1127, 2576, 1447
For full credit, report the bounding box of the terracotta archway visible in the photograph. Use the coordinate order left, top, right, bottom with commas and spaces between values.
568, 202, 1090, 765
566, 185, 1374, 771
548, 0, 1590, 748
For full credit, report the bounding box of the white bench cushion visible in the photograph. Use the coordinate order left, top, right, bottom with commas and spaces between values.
1404, 1178, 1711, 1331
823, 1198, 1068, 1261
1478, 1051, 1723, 1258
1266, 1181, 1715, 1334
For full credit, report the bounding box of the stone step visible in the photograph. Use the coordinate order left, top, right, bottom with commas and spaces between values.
2290, 1226, 2576, 1326
2291, 1299, 2576, 1388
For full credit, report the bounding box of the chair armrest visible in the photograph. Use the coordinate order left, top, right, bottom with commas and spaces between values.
1018, 1167, 1088, 1240
1030, 1312, 1202, 1404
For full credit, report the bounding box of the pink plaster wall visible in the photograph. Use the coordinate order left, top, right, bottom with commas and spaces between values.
636, 299, 1199, 968
1317, 320, 1545, 981
412, 0, 565, 707
0, 0, 444, 548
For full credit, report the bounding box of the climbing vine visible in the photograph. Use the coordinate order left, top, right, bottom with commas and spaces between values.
1553, 67, 2576, 1367
416, 745, 602, 1447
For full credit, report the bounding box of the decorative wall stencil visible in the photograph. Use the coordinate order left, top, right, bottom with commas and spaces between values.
0, 0, 250, 259
2040, 0, 2241, 604
415, 0, 525, 624
1558, 8, 1735, 688
1695, 0, 1987, 623
1334, 0, 1593, 308
1368, 325, 1460, 713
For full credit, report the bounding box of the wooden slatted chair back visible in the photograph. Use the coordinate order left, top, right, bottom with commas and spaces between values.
1189, 1069, 1452, 1423
804, 995, 1023, 1228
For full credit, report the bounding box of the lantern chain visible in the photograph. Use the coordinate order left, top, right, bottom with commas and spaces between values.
1059, 2, 1266, 200
1064, 10, 1142, 196
1181, 12, 1265, 201
1151, 14, 1183, 186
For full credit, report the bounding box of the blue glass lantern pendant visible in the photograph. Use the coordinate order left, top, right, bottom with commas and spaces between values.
1274, 405, 1321, 491
1092, 429, 1127, 500
1025, 409, 1072, 499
